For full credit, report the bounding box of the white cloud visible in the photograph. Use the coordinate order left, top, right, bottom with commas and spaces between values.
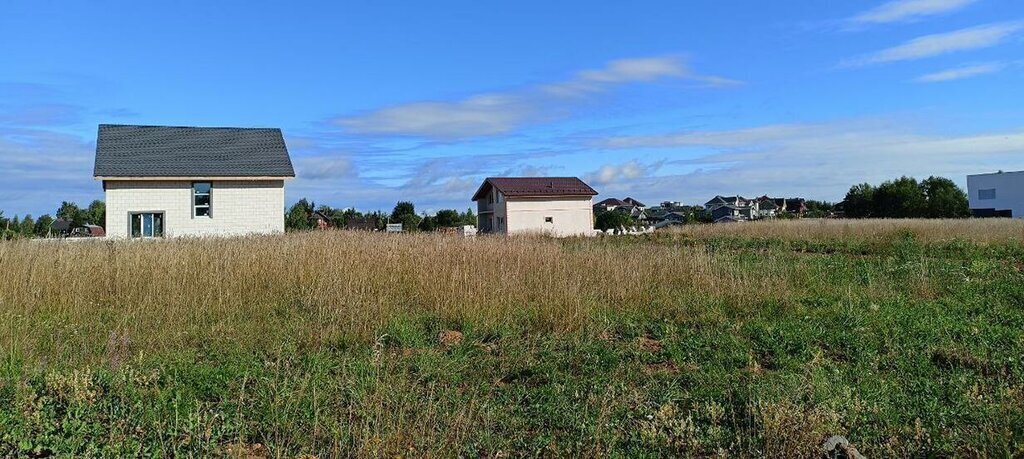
0, 127, 99, 215
294, 155, 355, 180
585, 160, 663, 186
843, 22, 1023, 66
335, 56, 740, 139
850, 0, 979, 24
336, 93, 536, 138
915, 62, 1006, 82
596, 119, 1024, 202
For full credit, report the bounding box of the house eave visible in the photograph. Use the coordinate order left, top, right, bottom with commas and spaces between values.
95, 175, 295, 181
504, 194, 596, 200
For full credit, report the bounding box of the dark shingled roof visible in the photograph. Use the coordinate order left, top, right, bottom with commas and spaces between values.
94, 124, 295, 177
472, 177, 597, 201
595, 197, 627, 207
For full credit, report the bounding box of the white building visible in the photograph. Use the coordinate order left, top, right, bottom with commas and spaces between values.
472, 177, 598, 237
94, 124, 295, 238
967, 170, 1024, 219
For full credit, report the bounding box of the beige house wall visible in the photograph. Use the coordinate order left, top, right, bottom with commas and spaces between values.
104, 180, 286, 238
504, 196, 595, 237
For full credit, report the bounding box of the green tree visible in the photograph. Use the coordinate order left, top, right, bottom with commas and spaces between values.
843, 183, 875, 218
804, 200, 834, 218
85, 200, 106, 226
391, 201, 415, 219
417, 215, 437, 232
921, 176, 969, 218
19, 215, 35, 236
390, 201, 420, 231
460, 208, 477, 226
56, 201, 85, 227
336, 207, 362, 227
434, 209, 462, 228
595, 210, 634, 232
873, 176, 926, 218
285, 199, 314, 231
34, 214, 54, 237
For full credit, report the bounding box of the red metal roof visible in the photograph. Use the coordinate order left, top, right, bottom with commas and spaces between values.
472, 177, 598, 201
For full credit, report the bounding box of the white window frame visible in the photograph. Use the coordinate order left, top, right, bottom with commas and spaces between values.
129, 211, 165, 238
978, 188, 996, 200
193, 182, 212, 217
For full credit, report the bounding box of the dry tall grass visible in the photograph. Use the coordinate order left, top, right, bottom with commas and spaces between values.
0, 231, 727, 364
667, 218, 1024, 243
2, 219, 1022, 456
1, 218, 1019, 366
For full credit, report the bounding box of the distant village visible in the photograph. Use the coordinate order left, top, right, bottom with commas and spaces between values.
0, 124, 1019, 240
593, 194, 836, 228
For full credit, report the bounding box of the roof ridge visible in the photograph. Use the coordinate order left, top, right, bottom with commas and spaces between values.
99, 124, 281, 131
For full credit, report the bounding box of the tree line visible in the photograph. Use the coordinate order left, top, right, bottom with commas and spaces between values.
284, 199, 476, 232
1, 200, 105, 240
842, 176, 969, 219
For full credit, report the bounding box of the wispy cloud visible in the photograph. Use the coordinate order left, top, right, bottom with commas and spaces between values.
585, 159, 663, 187
0, 127, 98, 215
843, 22, 1024, 66
334, 56, 740, 139
916, 62, 1007, 82
595, 118, 1024, 202
849, 0, 979, 25
293, 155, 355, 180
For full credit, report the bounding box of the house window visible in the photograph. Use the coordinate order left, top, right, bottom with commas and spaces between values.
978, 188, 996, 200
193, 182, 212, 217
497, 216, 505, 230
130, 212, 164, 238
544, 216, 553, 223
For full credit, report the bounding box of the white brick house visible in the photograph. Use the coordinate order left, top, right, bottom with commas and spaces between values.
94, 124, 295, 238
472, 177, 598, 237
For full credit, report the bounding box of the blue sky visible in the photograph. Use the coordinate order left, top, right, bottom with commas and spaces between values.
2, 0, 1023, 216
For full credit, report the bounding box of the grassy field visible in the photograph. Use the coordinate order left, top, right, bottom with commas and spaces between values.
2, 219, 1023, 457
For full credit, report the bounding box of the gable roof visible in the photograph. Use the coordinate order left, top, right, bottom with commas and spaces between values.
704, 195, 728, 206
472, 177, 597, 201
705, 195, 748, 206
623, 197, 646, 207
94, 124, 295, 178
595, 197, 626, 207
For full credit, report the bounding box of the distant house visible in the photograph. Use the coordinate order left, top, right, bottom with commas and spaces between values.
784, 198, 807, 215
47, 219, 104, 238
344, 216, 380, 231
622, 197, 646, 209
309, 210, 334, 230
50, 219, 73, 237
646, 206, 669, 221
71, 224, 106, 238
968, 170, 1023, 219
472, 177, 598, 236
662, 211, 688, 222
594, 197, 627, 212
755, 197, 779, 218
615, 204, 649, 223
710, 204, 745, 222
94, 124, 295, 238
705, 195, 760, 222
704, 195, 750, 212
596, 196, 649, 223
